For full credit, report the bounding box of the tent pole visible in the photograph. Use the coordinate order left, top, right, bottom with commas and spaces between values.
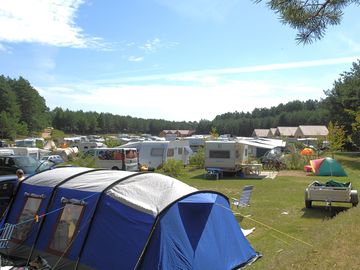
74, 171, 150, 270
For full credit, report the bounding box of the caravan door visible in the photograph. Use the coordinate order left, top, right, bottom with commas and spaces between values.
139, 143, 166, 169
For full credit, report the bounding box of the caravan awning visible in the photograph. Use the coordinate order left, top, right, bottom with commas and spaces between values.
237, 138, 286, 149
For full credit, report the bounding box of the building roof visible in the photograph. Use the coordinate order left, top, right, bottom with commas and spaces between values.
295, 125, 329, 137
251, 129, 270, 137
160, 130, 195, 136
269, 128, 277, 136
276, 127, 298, 137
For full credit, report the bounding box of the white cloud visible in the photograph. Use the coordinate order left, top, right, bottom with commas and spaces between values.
0, 43, 11, 53
84, 56, 360, 85
39, 79, 323, 121
139, 38, 161, 52
37, 56, 358, 121
0, 0, 105, 48
128, 56, 144, 62
138, 38, 178, 53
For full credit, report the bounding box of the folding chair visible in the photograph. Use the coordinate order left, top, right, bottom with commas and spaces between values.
231, 185, 254, 208
0, 223, 15, 267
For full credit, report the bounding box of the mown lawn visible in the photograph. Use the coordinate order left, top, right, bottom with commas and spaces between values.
176, 153, 360, 269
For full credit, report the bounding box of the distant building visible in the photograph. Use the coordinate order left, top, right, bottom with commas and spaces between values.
294, 125, 329, 138
159, 130, 196, 138
275, 127, 298, 138
269, 128, 277, 137
251, 129, 270, 138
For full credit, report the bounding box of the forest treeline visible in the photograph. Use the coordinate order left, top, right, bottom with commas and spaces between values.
0, 61, 359, 147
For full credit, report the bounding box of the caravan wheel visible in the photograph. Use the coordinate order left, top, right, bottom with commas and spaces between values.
351, 191, 358, 207
112, 166, 120, 170
305, 200, 312, 208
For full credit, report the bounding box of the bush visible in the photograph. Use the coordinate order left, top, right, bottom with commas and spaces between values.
160, 159, 184, 177
63, 154, 96, 168
284, 144, 309, 170
189, 148, 205, 169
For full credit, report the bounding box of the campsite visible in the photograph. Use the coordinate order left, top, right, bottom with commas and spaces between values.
1, 1, 360, 268
1, 151, 358, 269
177, 152, 360, 270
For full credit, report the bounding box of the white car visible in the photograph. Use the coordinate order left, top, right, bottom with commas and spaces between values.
41, 155, 65, 164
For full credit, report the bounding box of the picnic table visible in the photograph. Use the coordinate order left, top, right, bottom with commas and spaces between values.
205, 167, 223, 180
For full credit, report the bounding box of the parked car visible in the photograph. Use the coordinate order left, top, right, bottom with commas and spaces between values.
0, 158, 57, 217
0, 155, 56, 175
0, 174, 18, 217
0, 140, 7, 147
41, 154, 65, 164
0, 155, 41, 175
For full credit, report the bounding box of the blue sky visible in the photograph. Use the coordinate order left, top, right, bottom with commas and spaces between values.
0, 0, 359, 122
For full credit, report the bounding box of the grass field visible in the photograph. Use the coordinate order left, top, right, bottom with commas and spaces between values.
176, 153, 360, 269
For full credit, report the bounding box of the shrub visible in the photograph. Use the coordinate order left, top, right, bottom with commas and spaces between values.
284, 144, 308, 170
160, 159, 184, 177
63, 154, 96, 168
189, 148, 205, 169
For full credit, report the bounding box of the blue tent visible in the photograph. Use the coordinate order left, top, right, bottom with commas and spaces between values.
0, 167, 258, 269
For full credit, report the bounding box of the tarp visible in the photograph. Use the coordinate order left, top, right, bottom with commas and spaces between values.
310, 157, 347, 176
0, 167, 259, 270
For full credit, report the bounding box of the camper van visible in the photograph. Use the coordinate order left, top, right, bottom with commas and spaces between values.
121, 140, 193, 169
84, 147, 139, 171
205, 141, 248, 172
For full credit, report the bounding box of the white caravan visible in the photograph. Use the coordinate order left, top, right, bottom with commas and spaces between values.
84, 147, 139, 171
205, 141, 248, 172
184, 135, 208, 153
69, 142, 106, 152
1, 147, 50, 160
121, 140, 193, 169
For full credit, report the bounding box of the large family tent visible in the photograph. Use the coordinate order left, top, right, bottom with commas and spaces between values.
0, 167, 259, 270
310, 157, 347, 176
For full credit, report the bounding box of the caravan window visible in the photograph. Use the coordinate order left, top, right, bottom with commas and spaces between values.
151, 148, 163, 157
12, 196, 43, 241
178, 148, 183, 155
209, 150, 230, 159
125, 149, 137, 159
167, 148, 174, 157
85, 149, 95, 157
48, 203, 85, 254
98, 149, 123, 160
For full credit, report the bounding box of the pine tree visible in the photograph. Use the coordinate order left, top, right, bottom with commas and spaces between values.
256, 0, 360, 44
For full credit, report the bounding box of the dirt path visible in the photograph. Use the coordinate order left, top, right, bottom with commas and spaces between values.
277, 170, 307, 177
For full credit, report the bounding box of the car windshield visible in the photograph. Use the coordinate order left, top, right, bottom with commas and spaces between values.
14, 156, 39, 174
15, 156, 38, 167
35, 160, 56, 173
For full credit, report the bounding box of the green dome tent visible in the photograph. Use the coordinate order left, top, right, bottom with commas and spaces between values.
310, 157, 347, 176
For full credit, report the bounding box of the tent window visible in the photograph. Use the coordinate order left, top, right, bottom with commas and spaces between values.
48, 203, 85, 254
12, 197, 42, 241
